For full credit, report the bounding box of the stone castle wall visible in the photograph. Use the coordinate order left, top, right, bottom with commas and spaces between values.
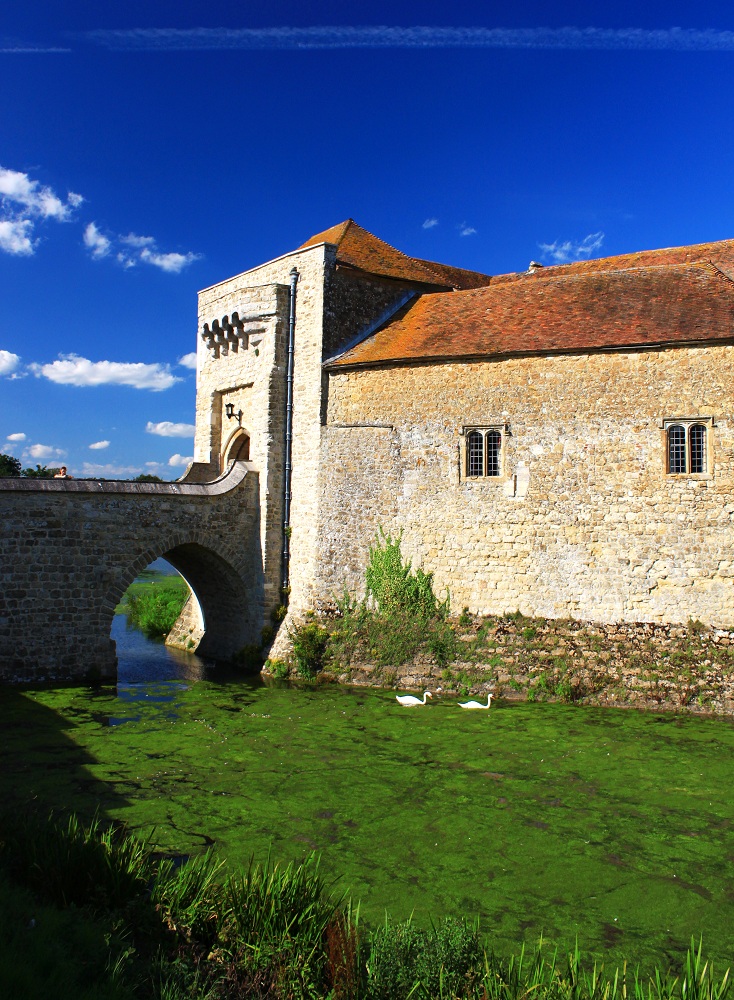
311, 344, 734, 628
0, 466, 261, 682
195, 243, 331, 617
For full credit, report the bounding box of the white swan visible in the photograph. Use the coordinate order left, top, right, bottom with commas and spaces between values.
396, 691, 433, 707
458, 693, 493, 710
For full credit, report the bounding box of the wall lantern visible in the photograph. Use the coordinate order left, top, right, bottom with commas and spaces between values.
225, 402, 243, 423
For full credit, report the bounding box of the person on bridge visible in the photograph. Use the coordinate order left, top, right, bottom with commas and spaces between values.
54, 466, 73, 479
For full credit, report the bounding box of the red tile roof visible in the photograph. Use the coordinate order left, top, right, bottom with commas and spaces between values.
300, 219, 492, 290
492, 237, 734, 285
328, 257, 734, 368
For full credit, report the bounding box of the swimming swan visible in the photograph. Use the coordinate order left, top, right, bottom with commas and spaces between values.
396, 691, 433, 707
458, 694, 493, 710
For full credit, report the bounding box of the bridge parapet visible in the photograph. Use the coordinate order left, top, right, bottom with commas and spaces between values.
0, 458, 249, 496
0, 462, 263, 684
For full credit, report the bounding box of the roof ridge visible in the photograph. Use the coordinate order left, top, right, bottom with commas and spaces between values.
345, 222, 447, 285
506, 258, 723, 284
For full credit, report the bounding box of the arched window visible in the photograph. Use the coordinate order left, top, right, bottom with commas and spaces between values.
486, 430, 502, 477
467, 431, 484, 477
665, 419, 710, 475
667, 424, 687, 474
689, 424, 706, 474
464, 426, 504, 478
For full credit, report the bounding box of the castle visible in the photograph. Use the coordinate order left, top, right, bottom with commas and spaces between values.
186, 219, 734, 638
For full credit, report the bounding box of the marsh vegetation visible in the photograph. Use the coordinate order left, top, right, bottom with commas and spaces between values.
0, 809, 730, 999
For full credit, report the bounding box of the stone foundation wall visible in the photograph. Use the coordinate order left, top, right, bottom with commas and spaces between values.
319, 615, 734, 716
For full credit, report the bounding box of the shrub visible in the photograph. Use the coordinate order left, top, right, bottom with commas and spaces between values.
289, 620, 330, 678
366, 916, 481, 1000
366, 529, 449, 621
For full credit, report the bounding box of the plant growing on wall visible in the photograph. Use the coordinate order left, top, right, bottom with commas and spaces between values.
289, 619, 330, 678
366, 528, 449, 622
328, 529, 456, 669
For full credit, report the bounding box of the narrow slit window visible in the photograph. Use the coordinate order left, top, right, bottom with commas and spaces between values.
668, 425, 687, 474
486, 430, 502, 477
467, 431, 484, 477
689, 424, 706, 473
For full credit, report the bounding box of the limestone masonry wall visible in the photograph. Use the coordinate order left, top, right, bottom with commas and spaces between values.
196, 243, 330, 617
0, 467, 261, 682
313, 345, 734, 628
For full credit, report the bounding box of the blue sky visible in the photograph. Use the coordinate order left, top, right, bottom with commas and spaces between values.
3, 0, 734, 477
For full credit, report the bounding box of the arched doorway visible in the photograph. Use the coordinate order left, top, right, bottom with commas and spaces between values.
222, 428, 250, 471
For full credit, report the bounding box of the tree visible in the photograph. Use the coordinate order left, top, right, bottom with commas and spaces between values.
21, 464, 60, 479
0, 453, 21, 478
132, 473, 165, 483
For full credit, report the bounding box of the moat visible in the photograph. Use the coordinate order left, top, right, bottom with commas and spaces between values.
2, 614, 733, 973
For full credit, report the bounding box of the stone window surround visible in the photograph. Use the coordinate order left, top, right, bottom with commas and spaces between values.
459, 424, 509, 482
662, 416, 714, 479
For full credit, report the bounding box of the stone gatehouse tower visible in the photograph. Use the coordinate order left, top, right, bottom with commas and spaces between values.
192, 220, 734, 638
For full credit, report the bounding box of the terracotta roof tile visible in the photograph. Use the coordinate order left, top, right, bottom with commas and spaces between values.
328, 260, 734, 368
300, 219, 491, 290
492, 237, 734, 284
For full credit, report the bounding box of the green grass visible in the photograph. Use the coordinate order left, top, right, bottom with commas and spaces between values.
116, 571, 190, 640
0, 811, 730, 1000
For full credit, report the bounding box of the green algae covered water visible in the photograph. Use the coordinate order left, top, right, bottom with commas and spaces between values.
2, 632, 734, 973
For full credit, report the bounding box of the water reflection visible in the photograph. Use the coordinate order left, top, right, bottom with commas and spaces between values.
113, 613, 209, 684
111, 613, 212, 723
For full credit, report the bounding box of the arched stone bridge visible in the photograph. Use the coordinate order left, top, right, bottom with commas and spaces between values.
0, 462, 263, 683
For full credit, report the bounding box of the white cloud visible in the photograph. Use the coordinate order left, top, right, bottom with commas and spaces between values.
139, 247, 200, 273
459, 223, 477, 237
0, 218, 34, 255
83, 222, 111, 259
26, 443, 66, 460
83, 224, 200, 273
0, 166, 80, 220
83, 25, 734, 52
178, 352, 197, 369
422, 218, 439, 229
146, 420, 195, 438
30, 353, 181, 391
120, 232, 155, 248
0, 350, 21, 375
6, 432, 26, 442
538, 232, 605, 264
0, 42, 71, 53
168, 453, 193, 467
0, 167, 82, 257
81, 462, 143, 477
89, 440, 110, 450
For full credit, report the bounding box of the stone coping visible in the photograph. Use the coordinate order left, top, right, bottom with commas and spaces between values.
0, 460, 253, 496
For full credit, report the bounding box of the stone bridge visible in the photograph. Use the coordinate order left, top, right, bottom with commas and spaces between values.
0, 462, 264, 683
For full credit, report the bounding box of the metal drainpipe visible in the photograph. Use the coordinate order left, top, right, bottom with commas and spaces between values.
281, 266, 299, 593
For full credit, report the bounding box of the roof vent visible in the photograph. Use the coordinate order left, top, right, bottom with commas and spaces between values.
528, 261, 544, 272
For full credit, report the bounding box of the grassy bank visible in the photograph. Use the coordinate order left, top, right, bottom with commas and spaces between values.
116, 570, 190, 640
0, 810, 729, 1000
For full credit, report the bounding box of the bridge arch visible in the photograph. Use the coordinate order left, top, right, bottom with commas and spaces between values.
104, 533, 260, 665
0, 460, 269, 683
